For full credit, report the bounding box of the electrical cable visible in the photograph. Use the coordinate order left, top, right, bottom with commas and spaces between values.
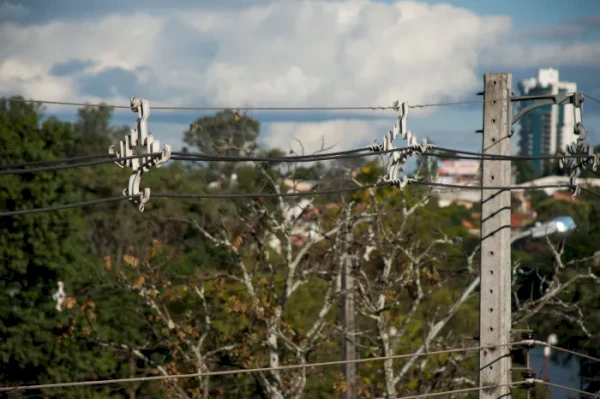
434, 146, 594, 161
390, 382, 528, 399
0, 342, 520, 392
583, 92, 600, 104
0, 184, 389, 217
534, 341, 600, 363
0, 153, 113, 169
0, 158, 133, 176
0, 196, 134, 217
2, 146, 593, 174
535, 380, 600, 397
412, 181, 573, 191
0, 147, 404, 173
580, 186, 600, 201
0, 182, 576, 217
170, 147, 400, 162
2, 92, 578, 112
153, 183, 390, 199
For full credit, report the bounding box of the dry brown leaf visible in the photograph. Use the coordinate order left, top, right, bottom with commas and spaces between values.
132, 275, 145, 289
123, 254, 139, 268
232, 235, 243, 248
103, 255, 112, 271
62, 297, 77, 309
150, 240, 162, 258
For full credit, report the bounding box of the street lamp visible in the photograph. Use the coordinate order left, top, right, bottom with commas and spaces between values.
511, 216, 577, 244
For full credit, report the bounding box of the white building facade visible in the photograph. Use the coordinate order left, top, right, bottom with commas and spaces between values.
518, 68, 577, 172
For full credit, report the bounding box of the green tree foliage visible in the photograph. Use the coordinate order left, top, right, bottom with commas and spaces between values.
183, 110, 260, 181
0, 98, 119, 398
72, 105, 129, 156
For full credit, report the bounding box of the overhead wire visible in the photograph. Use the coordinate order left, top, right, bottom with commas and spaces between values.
2, 92, 580, 112
0, 153, 114, 169
534, 341, 600, 363
580, 186, 600, 200
0, 339, 594, 393
583, 92, 600, 104
0, 181, 577, 217
0, 183, 389, 217
0, 146, 417, 172
0, 342, 522, 392
412, 181, 573, 191
389, 382, 527, 399
535, 380, 600, 398
0, 196, 136, 217
1, 146, 594, 175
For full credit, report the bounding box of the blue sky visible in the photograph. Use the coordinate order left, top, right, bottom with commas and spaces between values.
0, 0, 598, 155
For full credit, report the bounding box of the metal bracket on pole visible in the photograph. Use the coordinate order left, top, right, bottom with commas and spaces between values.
510, 91, 584, 126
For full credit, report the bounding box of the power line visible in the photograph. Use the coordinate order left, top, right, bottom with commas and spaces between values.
0, 148, 384, 174
0, 196, 134, 217
0, 183, 389, 217
391, 382, 527, 399
172, 147, 396, 162
434, 146, 594, 161
2, 146, 593, 175
0, 342, 519, 392
413, 181, 573, 191
3, 92, 579, 112
535, 380, 600, 398
0, 153, 114, 169
0, 150, 390, 176
0, 97, 396, 111
583, 92, 600, 104
0, 147, 401, 172
0, 158, 135, 176
581, 186, 600, 201
153, 183, 389, 200
536, 341, 600, 363
0, 182, 575, 217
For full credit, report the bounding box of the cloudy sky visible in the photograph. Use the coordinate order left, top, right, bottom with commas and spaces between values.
1, 0, 599, 156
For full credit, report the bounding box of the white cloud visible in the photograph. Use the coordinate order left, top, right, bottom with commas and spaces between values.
0, 0, 514, 112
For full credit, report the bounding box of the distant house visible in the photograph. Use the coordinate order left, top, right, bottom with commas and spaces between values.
283, 179, 319, 193
513, 175, 600, 195
437, 160, 481, 185
512, 176, 600, 213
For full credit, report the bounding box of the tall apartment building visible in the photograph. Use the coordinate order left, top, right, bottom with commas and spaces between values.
517, 68, 577, 172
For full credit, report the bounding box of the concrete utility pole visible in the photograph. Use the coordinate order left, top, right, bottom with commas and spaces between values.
341, 213, 356, 399
479, 73, 513, 399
